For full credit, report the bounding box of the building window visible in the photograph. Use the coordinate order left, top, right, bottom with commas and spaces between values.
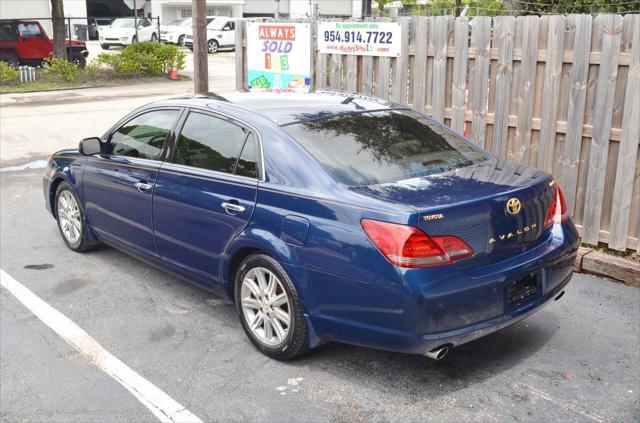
181, 9, 192, 18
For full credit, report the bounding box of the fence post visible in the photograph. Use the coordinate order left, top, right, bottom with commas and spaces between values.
235, 20, 245, 91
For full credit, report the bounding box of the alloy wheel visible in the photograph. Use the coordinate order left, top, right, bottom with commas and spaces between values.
57, 191, 82, 244
208, 40, 218, 53
240, 267, 291, 346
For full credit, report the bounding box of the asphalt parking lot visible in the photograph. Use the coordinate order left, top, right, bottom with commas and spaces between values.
1, 168, 638, 422
84, 40, 236, 84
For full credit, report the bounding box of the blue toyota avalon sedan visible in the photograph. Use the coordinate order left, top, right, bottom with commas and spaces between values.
43, 91, 579, 360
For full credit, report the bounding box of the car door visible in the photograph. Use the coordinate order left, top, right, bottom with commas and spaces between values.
153, 109, 260, 282
135, 19, 150, 41
222, 20, 235, 46
17, 22, 51, 60
82, 108, 182, 256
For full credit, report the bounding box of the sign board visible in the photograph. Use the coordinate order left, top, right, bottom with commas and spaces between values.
246, 22, 312, 92
317, 21, 402, 57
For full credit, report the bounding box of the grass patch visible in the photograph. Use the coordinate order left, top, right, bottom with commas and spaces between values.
1, 42, 186, 94
0, 75, 188, 94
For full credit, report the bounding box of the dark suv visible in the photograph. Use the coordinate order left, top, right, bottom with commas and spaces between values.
0, 19, 89, 67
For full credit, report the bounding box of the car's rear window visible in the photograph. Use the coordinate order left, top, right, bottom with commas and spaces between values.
282, 110, 490, 186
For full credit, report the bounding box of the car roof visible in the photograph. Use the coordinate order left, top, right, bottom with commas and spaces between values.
158, 91, 407, 126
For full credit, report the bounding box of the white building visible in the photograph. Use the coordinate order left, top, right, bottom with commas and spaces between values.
0, 0, 88, 36
148, 0, 245, 22
0, 0, 365, 34
243, 0, 363, 18
149, 0, 363, 23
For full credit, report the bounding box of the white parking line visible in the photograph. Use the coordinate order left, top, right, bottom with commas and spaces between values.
0, 269, 203, 423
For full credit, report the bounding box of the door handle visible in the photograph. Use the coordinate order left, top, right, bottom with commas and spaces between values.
221, 202, 245, 213
135, 182, 153, 193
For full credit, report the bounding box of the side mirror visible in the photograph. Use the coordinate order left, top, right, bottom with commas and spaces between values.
79, 137, 102, 156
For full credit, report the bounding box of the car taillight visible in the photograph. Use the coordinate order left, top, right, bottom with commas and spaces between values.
544, 184, 569, 228
361, 219, 473, 268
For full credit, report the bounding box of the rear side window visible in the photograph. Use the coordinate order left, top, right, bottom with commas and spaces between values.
173, 111, 256, 177
110, 110, 179, 160
0, 23, 17, 41
18, 23, 42, 37
235, 134, 257, 178
282, 110, 490, 186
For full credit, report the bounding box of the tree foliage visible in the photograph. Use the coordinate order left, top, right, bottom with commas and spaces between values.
513, 0, 639, 15
373, 0, 639, 15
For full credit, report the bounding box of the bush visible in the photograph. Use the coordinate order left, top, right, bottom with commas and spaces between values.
0, 61, 18, 82
97, 42, 185, 77
44, 57, 80, 82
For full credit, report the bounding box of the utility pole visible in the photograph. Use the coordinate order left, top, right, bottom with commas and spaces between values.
274, 0, 280, 19
50, 0, 67, 60
133, 0, 138, 42
192, 0, 209, 94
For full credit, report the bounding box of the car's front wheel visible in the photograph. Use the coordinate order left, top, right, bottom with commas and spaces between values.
151, 33, 158, 42
235, 254, 309, 360
55, 183, 94, 252
100, 43, 109, 50
207, 39, 218, 53
178, 34, 185, 45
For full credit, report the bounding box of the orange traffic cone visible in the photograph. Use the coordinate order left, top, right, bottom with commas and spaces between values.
169, 60, 178, 80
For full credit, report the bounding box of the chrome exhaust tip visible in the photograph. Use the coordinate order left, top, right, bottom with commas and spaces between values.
425, 344, 450, 360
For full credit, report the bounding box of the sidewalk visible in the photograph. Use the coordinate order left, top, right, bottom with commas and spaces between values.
0, 80, 235, 165
0, 80, 194, 108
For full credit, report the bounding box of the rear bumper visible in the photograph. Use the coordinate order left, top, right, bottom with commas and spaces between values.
307, 222, 580, 354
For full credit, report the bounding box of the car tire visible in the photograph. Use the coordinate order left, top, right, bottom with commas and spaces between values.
178, 34, 184, 45
55, 182, 95, 252
132, 35, 138, 44
207, 39, 218, 54
235, 254, 309, 360
71, 54, 86, 68
151, 33, 158, 42
100, 44, 109, 50
0, 54, 19, 68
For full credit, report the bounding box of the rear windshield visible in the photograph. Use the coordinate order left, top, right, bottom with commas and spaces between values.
282, 110, 490, 186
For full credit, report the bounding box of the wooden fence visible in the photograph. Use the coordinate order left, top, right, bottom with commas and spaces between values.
236, 14, 640, 252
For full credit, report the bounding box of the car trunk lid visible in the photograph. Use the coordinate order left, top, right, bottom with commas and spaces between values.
352, 160, 556, 268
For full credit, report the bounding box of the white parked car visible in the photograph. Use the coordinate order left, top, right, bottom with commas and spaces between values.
184, 17, 238, 53
99, 18, 158, 49
160, 17, 216, 45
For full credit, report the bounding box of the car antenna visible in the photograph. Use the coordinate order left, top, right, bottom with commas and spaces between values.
204, 92, 230, 102
341, 96, 365, 110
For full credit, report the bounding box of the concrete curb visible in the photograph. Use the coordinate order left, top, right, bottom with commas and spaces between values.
574, 246, 640, 287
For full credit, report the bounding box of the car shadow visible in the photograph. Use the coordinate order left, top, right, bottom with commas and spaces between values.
286, 315, 558, 399
96, 244, 558, 399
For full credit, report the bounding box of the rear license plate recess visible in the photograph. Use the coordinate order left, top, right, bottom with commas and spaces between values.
506, 274, 538, 305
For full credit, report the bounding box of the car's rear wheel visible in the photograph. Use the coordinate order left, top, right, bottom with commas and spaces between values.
132, 35, 138, 44
207, 39, 218, 54
178, 34, 185, 45
70, 54, 86, 68
55, 183, 93, 252
235, 254, 309, 360
0, 54, 19, 68
100, 44, 109, 50
151, 33, 158, 42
